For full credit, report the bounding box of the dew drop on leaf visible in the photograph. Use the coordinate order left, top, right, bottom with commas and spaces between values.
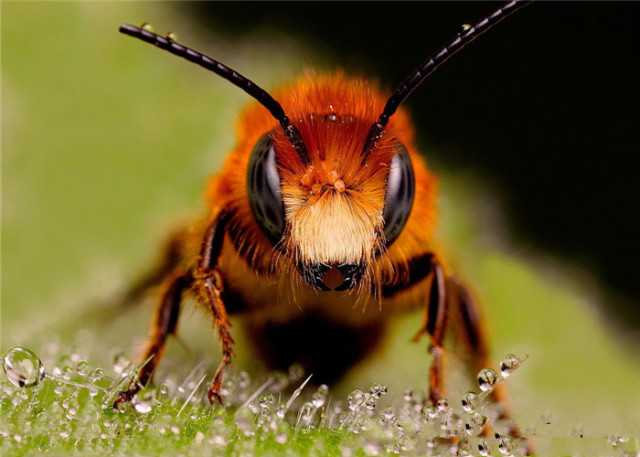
132, 390, 155, 414
347, 390, 365, 411
2, 346, 46, 388
499, 354, 520, 377
477, 368, 498, 392
461, 391, 478, 413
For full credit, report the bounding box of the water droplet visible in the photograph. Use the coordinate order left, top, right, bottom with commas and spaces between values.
140, 23, 154, 33
437, 397, 449, 411
288, 363, 304, 381
363, 440, 381, 456
133, 389, 154, 414
2, 347, 46, 388
364, 396, 377, 410
166, 31, 178, 42
112, 352, 129, 375
459, 23, 472, 36
478, 439, 490, 456
348, 390, 365, 410
498, 436, 511, 455
76, 361, 89, 377
421, 404, 438, 420
499, 354, 520, 377
91, 368, 105, 383
312, 384, 328, 408
211, 432, 228, 446
461, 391, 478, 413
368, 383, 387, 398
477, 368, 498, 392
259, 394, 275, 409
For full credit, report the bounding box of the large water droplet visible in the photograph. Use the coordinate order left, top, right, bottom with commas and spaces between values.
2, 347, 46, 388
477, 368, 498, 392
499, 354, 520, 377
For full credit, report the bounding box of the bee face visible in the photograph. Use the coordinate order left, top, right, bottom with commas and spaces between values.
245, 93, 416, 291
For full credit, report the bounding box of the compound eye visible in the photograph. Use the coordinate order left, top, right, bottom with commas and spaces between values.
383, 144, 415, 246
247, 134, 285, 245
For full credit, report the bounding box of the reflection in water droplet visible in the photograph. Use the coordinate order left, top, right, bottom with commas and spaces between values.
477, 368, 498, 392
166, 31, 178, 42
91, 368, 104, 383
2, 347, 46, 388
347, 390, 364, 411
458, 23, 472, 36
461, 391, 478, 413
436, 397, 449, 411
312, 384, 328, 408
499, 354, 520, 377
259, 394, 275, 409
133, 389, 155, 414
76, 361, 89, 377
478, 439, 489, 456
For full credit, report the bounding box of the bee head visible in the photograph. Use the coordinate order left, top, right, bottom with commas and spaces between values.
246, 75, 415, 291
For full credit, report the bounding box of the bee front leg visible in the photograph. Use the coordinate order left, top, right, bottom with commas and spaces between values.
113, 269, 190, 407
190, 210, 235, 405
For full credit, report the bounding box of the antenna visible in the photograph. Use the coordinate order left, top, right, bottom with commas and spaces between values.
119, 24, 311, 165
361, 0, 534, 162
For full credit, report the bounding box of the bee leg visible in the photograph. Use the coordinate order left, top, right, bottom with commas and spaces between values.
413, 259, 448, 405
113, 269, 189, 408
190, 210, 235, 405
450, 278, 533, 454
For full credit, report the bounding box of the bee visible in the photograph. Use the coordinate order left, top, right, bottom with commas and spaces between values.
114, 0, 532, 428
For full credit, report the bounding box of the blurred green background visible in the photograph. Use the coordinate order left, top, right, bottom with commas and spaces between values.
2, 2, 639, 451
